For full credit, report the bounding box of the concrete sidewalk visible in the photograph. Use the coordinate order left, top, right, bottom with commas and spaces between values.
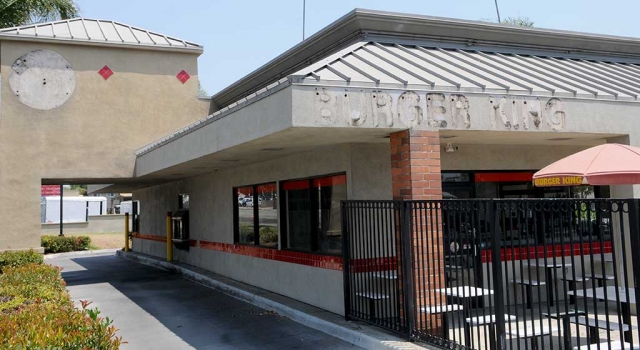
114, 250, 429, 350
47, 251, 362, 350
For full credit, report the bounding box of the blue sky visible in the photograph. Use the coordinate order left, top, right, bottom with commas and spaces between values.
76, 0, 640, 96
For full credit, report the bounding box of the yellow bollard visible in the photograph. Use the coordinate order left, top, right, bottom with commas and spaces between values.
124, 213, 130, 252
166, 212, 173, 262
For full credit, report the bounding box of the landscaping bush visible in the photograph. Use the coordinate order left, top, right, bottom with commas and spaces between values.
41, 235, 91, 253
0, 263, 123, 349
259, 226, 278, 245
0, 249, 43, 273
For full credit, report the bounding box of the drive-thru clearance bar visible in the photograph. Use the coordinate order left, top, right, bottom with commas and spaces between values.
533, 176, 586, 187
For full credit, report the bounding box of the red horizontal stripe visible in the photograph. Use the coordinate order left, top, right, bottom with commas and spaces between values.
197, 240, 343, 270
481, 241, 612, 263
132, 233, 166, 243
313, 174, 347, 187
475, 172, 534, 183
282, 180, 310, 191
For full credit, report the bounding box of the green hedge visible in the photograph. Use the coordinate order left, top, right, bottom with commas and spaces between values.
0, 262, 123, 349
0, 249, 43, 273
41, 235, 91, 254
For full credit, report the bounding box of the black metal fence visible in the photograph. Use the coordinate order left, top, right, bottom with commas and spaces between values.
342, 199, 640, 350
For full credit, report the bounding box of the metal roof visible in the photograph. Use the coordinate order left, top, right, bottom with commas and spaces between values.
293, 41, 640, 101
137, 39, 640, 157
209, 8, 640, 111
0, 18, 202, 53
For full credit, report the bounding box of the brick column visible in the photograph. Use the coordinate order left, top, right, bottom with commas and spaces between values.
390, 130, 445, 336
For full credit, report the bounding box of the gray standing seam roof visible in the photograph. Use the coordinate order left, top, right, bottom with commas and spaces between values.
0, 18, 202, 52
136, 40, 640, 156
293, 41, 640, 101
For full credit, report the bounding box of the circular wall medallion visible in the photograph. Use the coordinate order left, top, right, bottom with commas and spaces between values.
9, 49, 75, 110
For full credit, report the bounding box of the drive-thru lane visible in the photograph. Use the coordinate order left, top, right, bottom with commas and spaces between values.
48, 252, 359, 350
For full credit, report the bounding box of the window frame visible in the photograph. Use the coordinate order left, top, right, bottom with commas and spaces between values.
233, 181, 278, 248
279, 172, 347, 257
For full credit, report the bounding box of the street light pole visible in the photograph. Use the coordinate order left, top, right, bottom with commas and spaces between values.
302, 0, 306, 40
59, 184, 64, 236
494, 0, 501, 22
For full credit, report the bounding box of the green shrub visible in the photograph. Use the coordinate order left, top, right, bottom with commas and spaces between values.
0, 263, 123, 349
0, 249, 43, 273
239, 224, 254, 243
259, 226, 278, 245
41, 235, 91, 254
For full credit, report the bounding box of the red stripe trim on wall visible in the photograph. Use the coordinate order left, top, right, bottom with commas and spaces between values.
313, 174, 347, 187
198, 240, 343, 270
131, 233, 165, 243
133, 235, 397, 273
282, 179, 310, 191
475, 172, 534, 183
480, 241, 612, 263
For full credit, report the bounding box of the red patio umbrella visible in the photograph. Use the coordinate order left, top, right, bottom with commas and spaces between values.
533, 143, 640, 187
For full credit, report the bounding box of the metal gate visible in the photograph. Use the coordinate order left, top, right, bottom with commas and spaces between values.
342, 199, 640, 349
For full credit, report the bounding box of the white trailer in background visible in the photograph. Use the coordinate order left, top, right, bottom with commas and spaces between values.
42, 196, 107, 223
118, 200, 140, 215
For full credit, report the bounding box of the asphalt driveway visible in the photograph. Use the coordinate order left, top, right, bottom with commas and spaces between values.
48, 252, 359, 350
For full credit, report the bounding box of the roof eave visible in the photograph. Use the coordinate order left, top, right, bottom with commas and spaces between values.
210, 8, 640, 110
0, 33, 204, 55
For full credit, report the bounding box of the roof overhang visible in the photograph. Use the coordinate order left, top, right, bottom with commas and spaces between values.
0, 34, 204, 54
210, 8, 640, 110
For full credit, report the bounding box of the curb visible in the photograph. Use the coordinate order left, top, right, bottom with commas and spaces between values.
44, 249, 120, 259
117, 250, 430, 350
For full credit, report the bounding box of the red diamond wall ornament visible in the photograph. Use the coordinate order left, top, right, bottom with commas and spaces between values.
176, 70, 190, 84
98, 65, 113, 80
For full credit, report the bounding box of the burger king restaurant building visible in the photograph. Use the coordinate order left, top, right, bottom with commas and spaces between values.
106, 10, 640, 316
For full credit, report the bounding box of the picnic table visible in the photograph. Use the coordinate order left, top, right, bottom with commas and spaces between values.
543, 309, 586, 349
436, 286, 494, 346
523, 259, 571, 306
568, 286, 636, 342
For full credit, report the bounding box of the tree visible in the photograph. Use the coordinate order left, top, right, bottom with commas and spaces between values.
198, 80, 208, 98
70, 184, 87, 195
501, 16, 534, 27
0, 0, 79, 29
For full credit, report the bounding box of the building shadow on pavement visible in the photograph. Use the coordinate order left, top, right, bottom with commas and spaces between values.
54, 254, 359, 350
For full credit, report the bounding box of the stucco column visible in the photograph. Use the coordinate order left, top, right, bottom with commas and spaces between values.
608, 136, 639, 309
390, 130, 444, 334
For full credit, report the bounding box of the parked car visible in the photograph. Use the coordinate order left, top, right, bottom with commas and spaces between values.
243, 198, 263, 207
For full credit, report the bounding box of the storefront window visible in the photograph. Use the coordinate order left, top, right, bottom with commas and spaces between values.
281, 174, 346, 255
234, 183, 278, 247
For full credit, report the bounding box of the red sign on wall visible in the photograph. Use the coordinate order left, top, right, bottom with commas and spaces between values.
41, 185, 61, 196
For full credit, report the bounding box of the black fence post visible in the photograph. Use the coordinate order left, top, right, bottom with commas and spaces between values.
341, 201, 351, 321
489, 199, 506, 349
401, 201, 415, 338
628, 199, 640, 333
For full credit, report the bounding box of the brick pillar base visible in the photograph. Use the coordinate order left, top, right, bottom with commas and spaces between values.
390, 130, 444, 336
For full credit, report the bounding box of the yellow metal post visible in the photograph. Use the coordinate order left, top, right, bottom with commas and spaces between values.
166, 211, 173, 261
124, 213, 130, 252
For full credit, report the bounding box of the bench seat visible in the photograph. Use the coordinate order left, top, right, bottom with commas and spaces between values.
466, 314, 516, 325
506, 325, 557, 338
562, 275, 591, 282
573, 342, 640, 350
513, 278, 546, 286
421, 304, 463, 314
571, 316, 633, 332
355, 292, 390, 300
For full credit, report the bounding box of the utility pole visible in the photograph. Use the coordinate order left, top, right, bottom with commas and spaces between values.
494, 0, 501, 23
302, 0, 306, 40
59, 184, 64, 236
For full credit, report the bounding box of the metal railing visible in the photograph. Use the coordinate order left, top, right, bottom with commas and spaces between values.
342, 199, 640, 350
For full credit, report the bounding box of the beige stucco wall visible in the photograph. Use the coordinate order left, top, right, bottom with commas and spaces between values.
0, 40, 209, 251
41, 214, 130, 235
132, 142, 392, 314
